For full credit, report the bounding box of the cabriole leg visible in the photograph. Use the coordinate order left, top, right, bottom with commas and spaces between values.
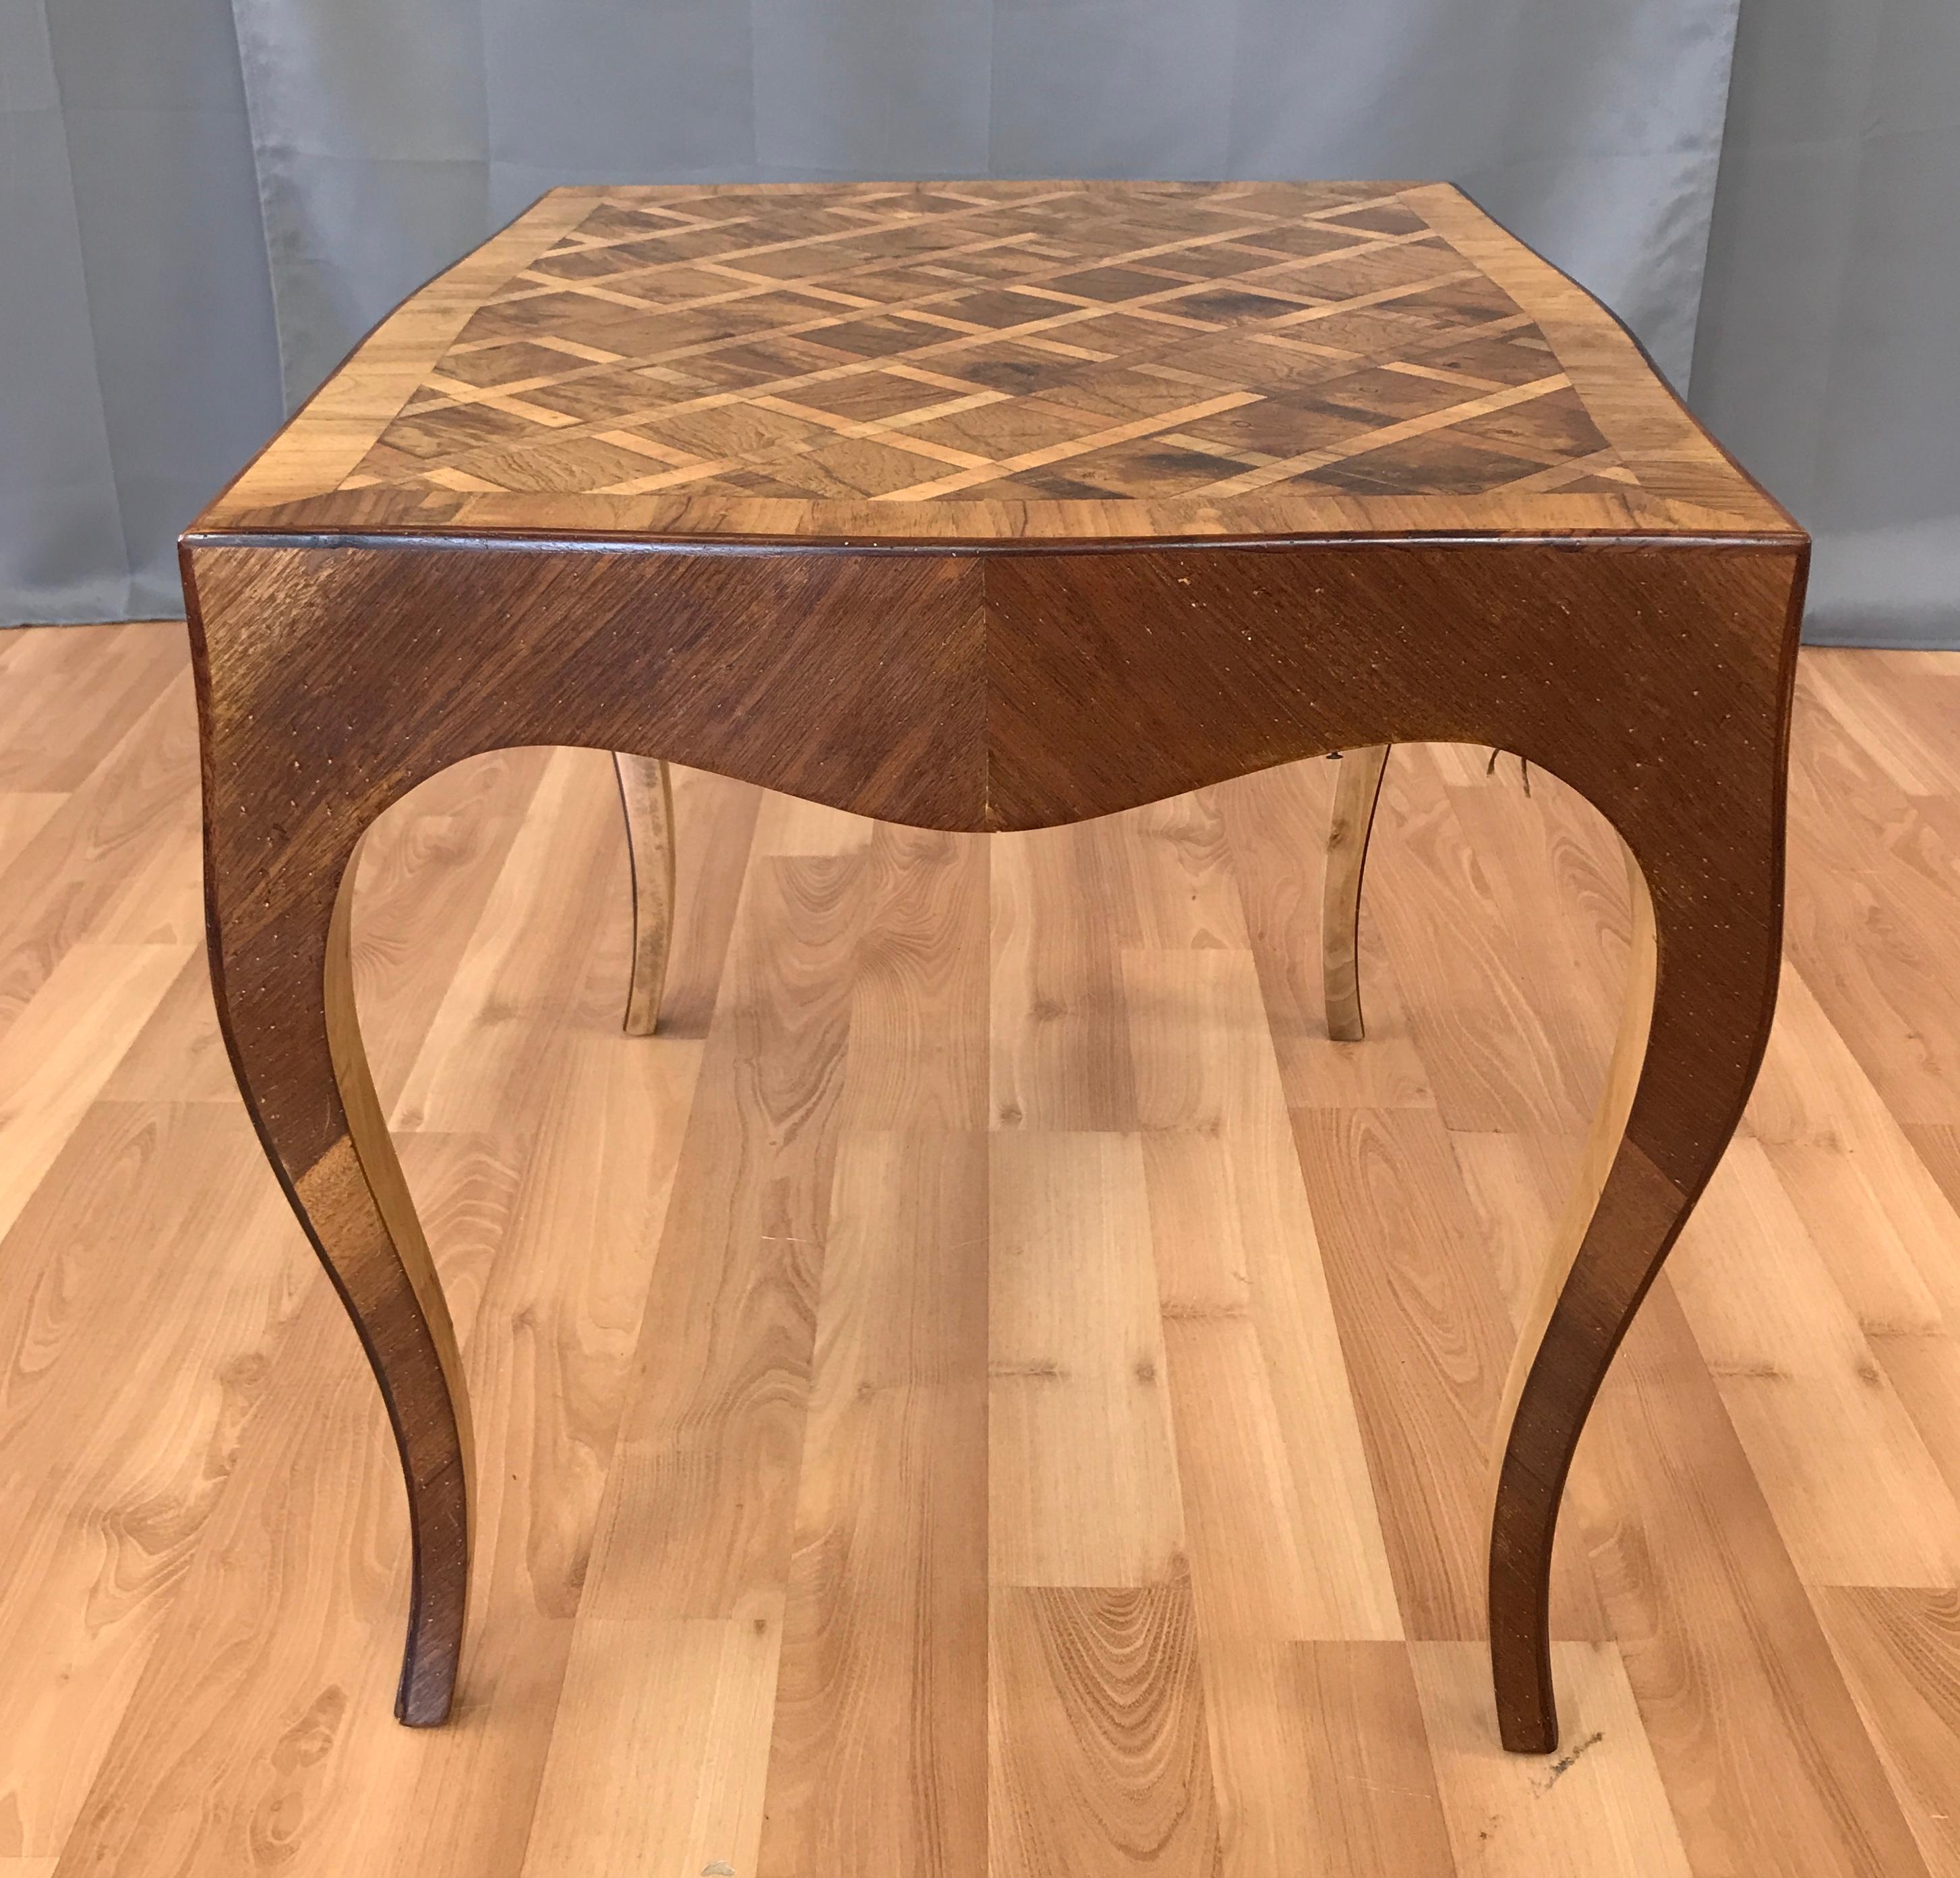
1488, 829, 1781, 1751
613, 752, 676, 1037
1321, 744, 1391, 1041
202, 760, 473, 1727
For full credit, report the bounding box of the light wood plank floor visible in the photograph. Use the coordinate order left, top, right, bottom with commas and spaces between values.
3, 621, 1959, 1877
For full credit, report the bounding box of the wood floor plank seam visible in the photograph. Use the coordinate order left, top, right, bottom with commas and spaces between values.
4, 624, 1959, 1874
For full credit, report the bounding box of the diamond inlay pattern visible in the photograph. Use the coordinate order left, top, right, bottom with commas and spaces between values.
336, 182, 1639, 511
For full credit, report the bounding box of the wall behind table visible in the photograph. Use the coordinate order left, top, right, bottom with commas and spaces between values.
3, 0, 283, 620
5, 0, 1951, 644
1690, 0, 1960, 647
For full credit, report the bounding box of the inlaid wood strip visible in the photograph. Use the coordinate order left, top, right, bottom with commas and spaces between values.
197, 181, 1797, 542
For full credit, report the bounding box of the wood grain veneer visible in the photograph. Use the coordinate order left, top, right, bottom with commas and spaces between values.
181, 176, 1808, 1757
197, 181, 1797, 544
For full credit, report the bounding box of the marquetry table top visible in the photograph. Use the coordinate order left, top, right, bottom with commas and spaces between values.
198, 179, 1798, 544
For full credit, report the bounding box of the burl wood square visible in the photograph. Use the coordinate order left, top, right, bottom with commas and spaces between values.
182, 180, 1807, 1757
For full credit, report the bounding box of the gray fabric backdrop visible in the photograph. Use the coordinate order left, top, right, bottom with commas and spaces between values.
1692, 0, 1960, 643
5, 0, 1953, 641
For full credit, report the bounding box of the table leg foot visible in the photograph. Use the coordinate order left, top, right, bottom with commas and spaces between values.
613, 752, 676, 1037
205, 804, 474, 1728
1321, 745, 1390, 1041
1487, 833, 1778, 1751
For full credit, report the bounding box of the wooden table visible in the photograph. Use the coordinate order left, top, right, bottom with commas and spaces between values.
181, 179, 1808, 1754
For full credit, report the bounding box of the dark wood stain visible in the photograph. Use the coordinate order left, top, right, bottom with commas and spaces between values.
182, 175, 1809, 1757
